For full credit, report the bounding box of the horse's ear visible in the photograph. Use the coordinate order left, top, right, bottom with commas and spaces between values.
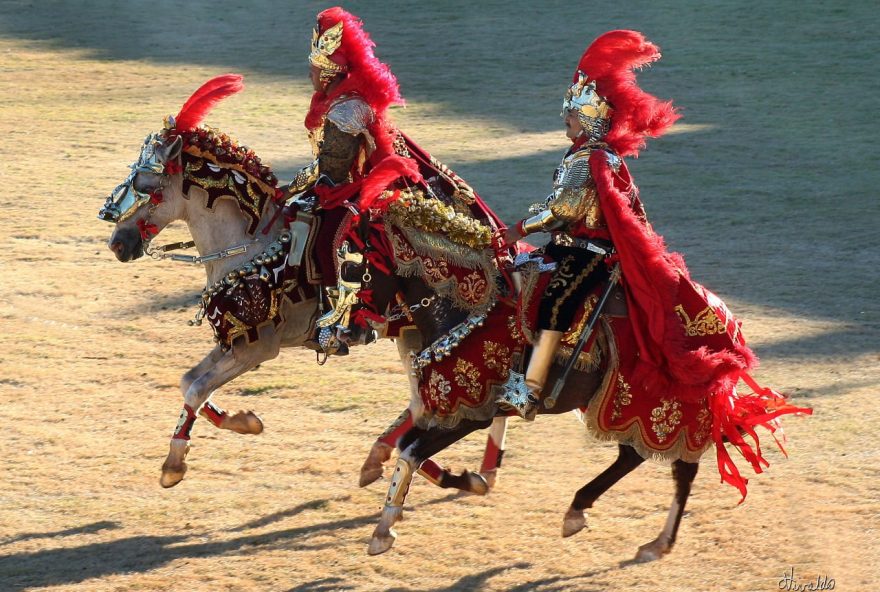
160, 135, 183, 163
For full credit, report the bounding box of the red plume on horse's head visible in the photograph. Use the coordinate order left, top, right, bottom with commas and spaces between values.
577, 30, 680, 157
173, 74, 244, 133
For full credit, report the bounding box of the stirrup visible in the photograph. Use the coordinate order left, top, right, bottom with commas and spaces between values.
495, 370, 540, 421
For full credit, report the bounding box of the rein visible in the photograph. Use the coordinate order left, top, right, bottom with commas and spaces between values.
144, 238, 256, 264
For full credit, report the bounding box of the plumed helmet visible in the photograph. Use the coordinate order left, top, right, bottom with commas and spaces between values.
565, 30, 680, 156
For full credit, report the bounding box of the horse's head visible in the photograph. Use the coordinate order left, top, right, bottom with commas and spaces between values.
101, 131, 186, 261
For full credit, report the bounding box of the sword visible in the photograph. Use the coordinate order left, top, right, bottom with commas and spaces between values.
543, 261, 621, 409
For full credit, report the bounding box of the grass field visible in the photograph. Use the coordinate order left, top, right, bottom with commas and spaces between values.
0, 1, 877, 590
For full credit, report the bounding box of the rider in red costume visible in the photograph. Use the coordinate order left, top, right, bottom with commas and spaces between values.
282, 7, 500, 357
495, 31, 809, 497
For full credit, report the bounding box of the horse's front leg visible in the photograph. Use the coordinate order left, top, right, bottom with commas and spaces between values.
368, 418, 491, 555
359, 407, 413, 487
161, 339, 277, 488
179, 345, 264, 436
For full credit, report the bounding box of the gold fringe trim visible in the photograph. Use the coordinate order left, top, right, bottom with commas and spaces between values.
582, 318, 712, 464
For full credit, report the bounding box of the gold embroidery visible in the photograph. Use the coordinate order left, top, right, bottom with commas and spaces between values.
421, 257, 451, 283
453, 359, 482, 398
222, 311, 250, 343
458, 271, 488, 305
483, 341, 512, 373
562, 295, 599, 346
427, 370, 452, 414
650, 399, 683, 443
549, 255, 601, 328
611, 373, 633, 422
675, 305, 726, 337
693, 403, 712, 446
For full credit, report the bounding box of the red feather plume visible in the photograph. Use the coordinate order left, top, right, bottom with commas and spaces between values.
577, 30, 680, 157
174, 74, 244, 133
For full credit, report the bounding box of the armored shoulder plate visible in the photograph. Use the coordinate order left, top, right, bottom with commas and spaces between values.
556, 150, 593, 190
326, 96, 375, 136
604, 149, 622, 173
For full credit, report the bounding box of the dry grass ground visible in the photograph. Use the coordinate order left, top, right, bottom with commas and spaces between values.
0, 2, 877, 591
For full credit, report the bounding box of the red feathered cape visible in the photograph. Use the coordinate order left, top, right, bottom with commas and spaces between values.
591, 151, 811, 500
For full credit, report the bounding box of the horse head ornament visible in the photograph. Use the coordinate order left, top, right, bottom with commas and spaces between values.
99, 131, 182, 224
102, 129, 184, 262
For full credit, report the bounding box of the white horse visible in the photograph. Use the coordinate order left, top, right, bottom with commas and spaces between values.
101, 93, 507, 491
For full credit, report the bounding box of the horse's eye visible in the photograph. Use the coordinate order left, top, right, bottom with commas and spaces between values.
132, 172, 159, 194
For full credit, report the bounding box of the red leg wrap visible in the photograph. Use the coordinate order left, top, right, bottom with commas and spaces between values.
417, 459, 444, 486
378, 410, 415, 448
480, 435, 503, 473
172, 404, 197, 440
200, 400, 227, 427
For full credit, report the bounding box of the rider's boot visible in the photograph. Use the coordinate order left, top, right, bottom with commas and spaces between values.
522, 330, 564, 420
497, 330, 563, 420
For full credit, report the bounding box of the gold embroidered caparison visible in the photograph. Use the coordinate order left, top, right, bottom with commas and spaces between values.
650, 398, 684, 443
674, 305, 727, 337
453, 358, 482, 398
611, 373, 633, 422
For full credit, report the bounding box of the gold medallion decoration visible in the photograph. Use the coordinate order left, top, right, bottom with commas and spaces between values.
650, 398, 683, 443
453, 359, 482, 399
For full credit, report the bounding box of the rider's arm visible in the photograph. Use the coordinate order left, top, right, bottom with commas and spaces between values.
280, 97, 373, 200
316, 121, 362, 184
508, 152, 595, 241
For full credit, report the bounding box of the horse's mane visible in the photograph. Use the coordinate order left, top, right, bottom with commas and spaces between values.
163, 74, 279, 194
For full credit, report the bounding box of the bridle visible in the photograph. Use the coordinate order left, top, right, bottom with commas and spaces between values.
100, 131, 261, 265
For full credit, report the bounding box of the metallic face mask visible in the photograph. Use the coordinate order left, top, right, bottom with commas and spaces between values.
561, 71, 612, 141
98, 132, 166, 223
309, 20, 347, 84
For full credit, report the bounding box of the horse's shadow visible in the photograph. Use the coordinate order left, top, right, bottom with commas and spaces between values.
0, 492, 464, 591
0, 520, 122, 546
286, 562, 626, 592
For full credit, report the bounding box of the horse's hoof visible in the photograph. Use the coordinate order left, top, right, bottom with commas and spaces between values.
479, 470, 497, 491
367, 528, 398, 555
634, 539, 671, 562
222, 410, 264, 435
464, 470, 489, 496
561, 507, 586, 538
359, 442, 393, 487
160, 460, 187, 488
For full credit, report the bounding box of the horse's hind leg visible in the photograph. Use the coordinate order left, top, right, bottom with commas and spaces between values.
161, 339, 277, 488
562, 444, 646, 537
634, 459, 699, 562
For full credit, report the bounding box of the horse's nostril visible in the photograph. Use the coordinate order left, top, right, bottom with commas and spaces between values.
109, 241, 125, 256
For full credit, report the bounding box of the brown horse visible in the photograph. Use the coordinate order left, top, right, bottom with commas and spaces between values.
346, 239, 703, 561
